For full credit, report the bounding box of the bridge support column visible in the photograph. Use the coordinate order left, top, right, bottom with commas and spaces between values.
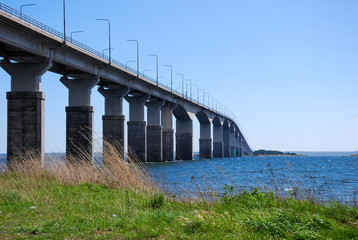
98, 86, 129, 164
125, 94, 149, 162
239, 136, 243, 157
176, 119, 193, 160
235, 133, 240, 157
61, 76, 98, 164
223, 124, 230, 157
230, 128, 235, 157
199, 123, 212, 159
145, 99, 165, 162
0, 61, 51, 169
213, 124, 223, 158
161, 103, 175, 161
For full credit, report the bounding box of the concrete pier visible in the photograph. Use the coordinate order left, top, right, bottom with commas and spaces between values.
199, 122, 212, 159
1, 61, 51, 169
235, 133, 240, 157
125, 94, 149, 162
213, 121, 223, 158
145, 98, 165, 162
230, 126, 235, 157
61, 76, 98, 164
161, 103, 175, 161
98, 86, 129, 163
176, 119, 193, 160
223, 122, 230, 157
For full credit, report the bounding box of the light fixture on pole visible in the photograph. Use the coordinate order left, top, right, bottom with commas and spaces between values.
103, 48, 114, 56
176, 73, 184, 97
148, 54, 158, 86
20, 3, 36, 18
184, 79, 192, 100
163, 65, 173, 92
193, 84, 199, 103
70, 30, 84, 42
96, 18, 111, 64
143, 69, 151, 77
127, 40, 139, 77
126, 60, 135, 69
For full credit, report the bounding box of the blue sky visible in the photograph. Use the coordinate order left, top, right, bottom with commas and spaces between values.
0, 0, 357, 152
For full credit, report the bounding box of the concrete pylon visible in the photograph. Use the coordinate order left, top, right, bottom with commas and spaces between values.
0, 61, 52, 169
213, 123, 224, 158
199, 122, 212, 159
161, 102, 176, 161
61, 76, 98, 164
223, 122, 230, 157
230, 126, 235, 157
176, 119, 193, 160
145, 98, 165, 162
124, 93, 150, 162
235, 132, 240, 157
98, 86, 129, 164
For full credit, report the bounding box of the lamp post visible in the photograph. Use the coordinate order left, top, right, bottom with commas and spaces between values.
126, 60, 135, 69
193, 84, 199, 103
148, 54, 158, 86
199, 89, 204, 105
96, 18, 111, 64
176, 73, 184, 97
143, 69, 151, 77
103, 48, 113, 56
63, 0, 66, 42
70, 30, 83, 42
163, 65, 173, 92
127, 40, 139, 77
20, 3, 36, 18
184, 79, 192, 100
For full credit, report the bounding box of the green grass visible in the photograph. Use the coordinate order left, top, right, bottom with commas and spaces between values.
0, 173, 357, 239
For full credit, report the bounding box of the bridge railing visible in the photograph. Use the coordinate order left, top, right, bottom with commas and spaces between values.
0, 2, 238, 122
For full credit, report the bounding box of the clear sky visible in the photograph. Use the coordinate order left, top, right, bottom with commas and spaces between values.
0, 0, 357, 152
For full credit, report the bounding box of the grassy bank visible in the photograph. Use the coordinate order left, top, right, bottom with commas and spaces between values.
1, 171, 357, 239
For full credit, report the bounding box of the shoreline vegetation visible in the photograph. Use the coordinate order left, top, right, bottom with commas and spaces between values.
253, 149, 300, 156
0, 143, 357, 239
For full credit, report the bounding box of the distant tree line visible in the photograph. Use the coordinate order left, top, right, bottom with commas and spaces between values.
253, 149, 297, 156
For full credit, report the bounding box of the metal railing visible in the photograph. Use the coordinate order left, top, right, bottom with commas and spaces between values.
0, 2, 238, 121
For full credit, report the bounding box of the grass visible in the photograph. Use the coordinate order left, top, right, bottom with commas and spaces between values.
0, 144, 357, 239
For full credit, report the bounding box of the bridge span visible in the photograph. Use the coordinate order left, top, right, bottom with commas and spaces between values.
0, 3, 252, 167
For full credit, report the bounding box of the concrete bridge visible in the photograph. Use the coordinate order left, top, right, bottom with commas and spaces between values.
0, 3, 252, 167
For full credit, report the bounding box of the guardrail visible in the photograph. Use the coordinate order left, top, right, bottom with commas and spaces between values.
0, 2, 238, 121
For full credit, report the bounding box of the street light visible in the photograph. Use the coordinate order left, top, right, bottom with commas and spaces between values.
184, 79, 192, 100
193, 84, 199, 102
199, 89, 204, 105
143, 69, 151, 77
103, 48, 113, 56
20, 3, 36, 18
96, 18, 111, 64
148, 54, 158, 86
127, 40, 139, 77
63, 0, 66, 42
126, 60, 135, 69
70, 30, 83, 42
176, 73, 184, 97
163, 65, 173, 92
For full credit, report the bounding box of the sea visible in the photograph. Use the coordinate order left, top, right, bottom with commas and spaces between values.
1, 154, 357, 204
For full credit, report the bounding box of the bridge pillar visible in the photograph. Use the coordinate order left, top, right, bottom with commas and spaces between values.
161, 103, 175, 161
199, 123, 212, 159
239, 136, 243, 157
0, 61, 51, 169
125, 94, 150, 162
98, 86, 129, 164
235, 132, 240, 157
230, 127, 235, 157
176, 119, 193, 160
61, 76, 98, 164
145, 99, 165, 162
223, 124, 230, 157
213, 124, 223, 158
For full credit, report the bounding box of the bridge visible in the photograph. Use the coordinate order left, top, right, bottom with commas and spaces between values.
0, 2, 252, 167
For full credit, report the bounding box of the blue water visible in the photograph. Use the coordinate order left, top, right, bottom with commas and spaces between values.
1, 155, 357, 203
145, 156, 358, 203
